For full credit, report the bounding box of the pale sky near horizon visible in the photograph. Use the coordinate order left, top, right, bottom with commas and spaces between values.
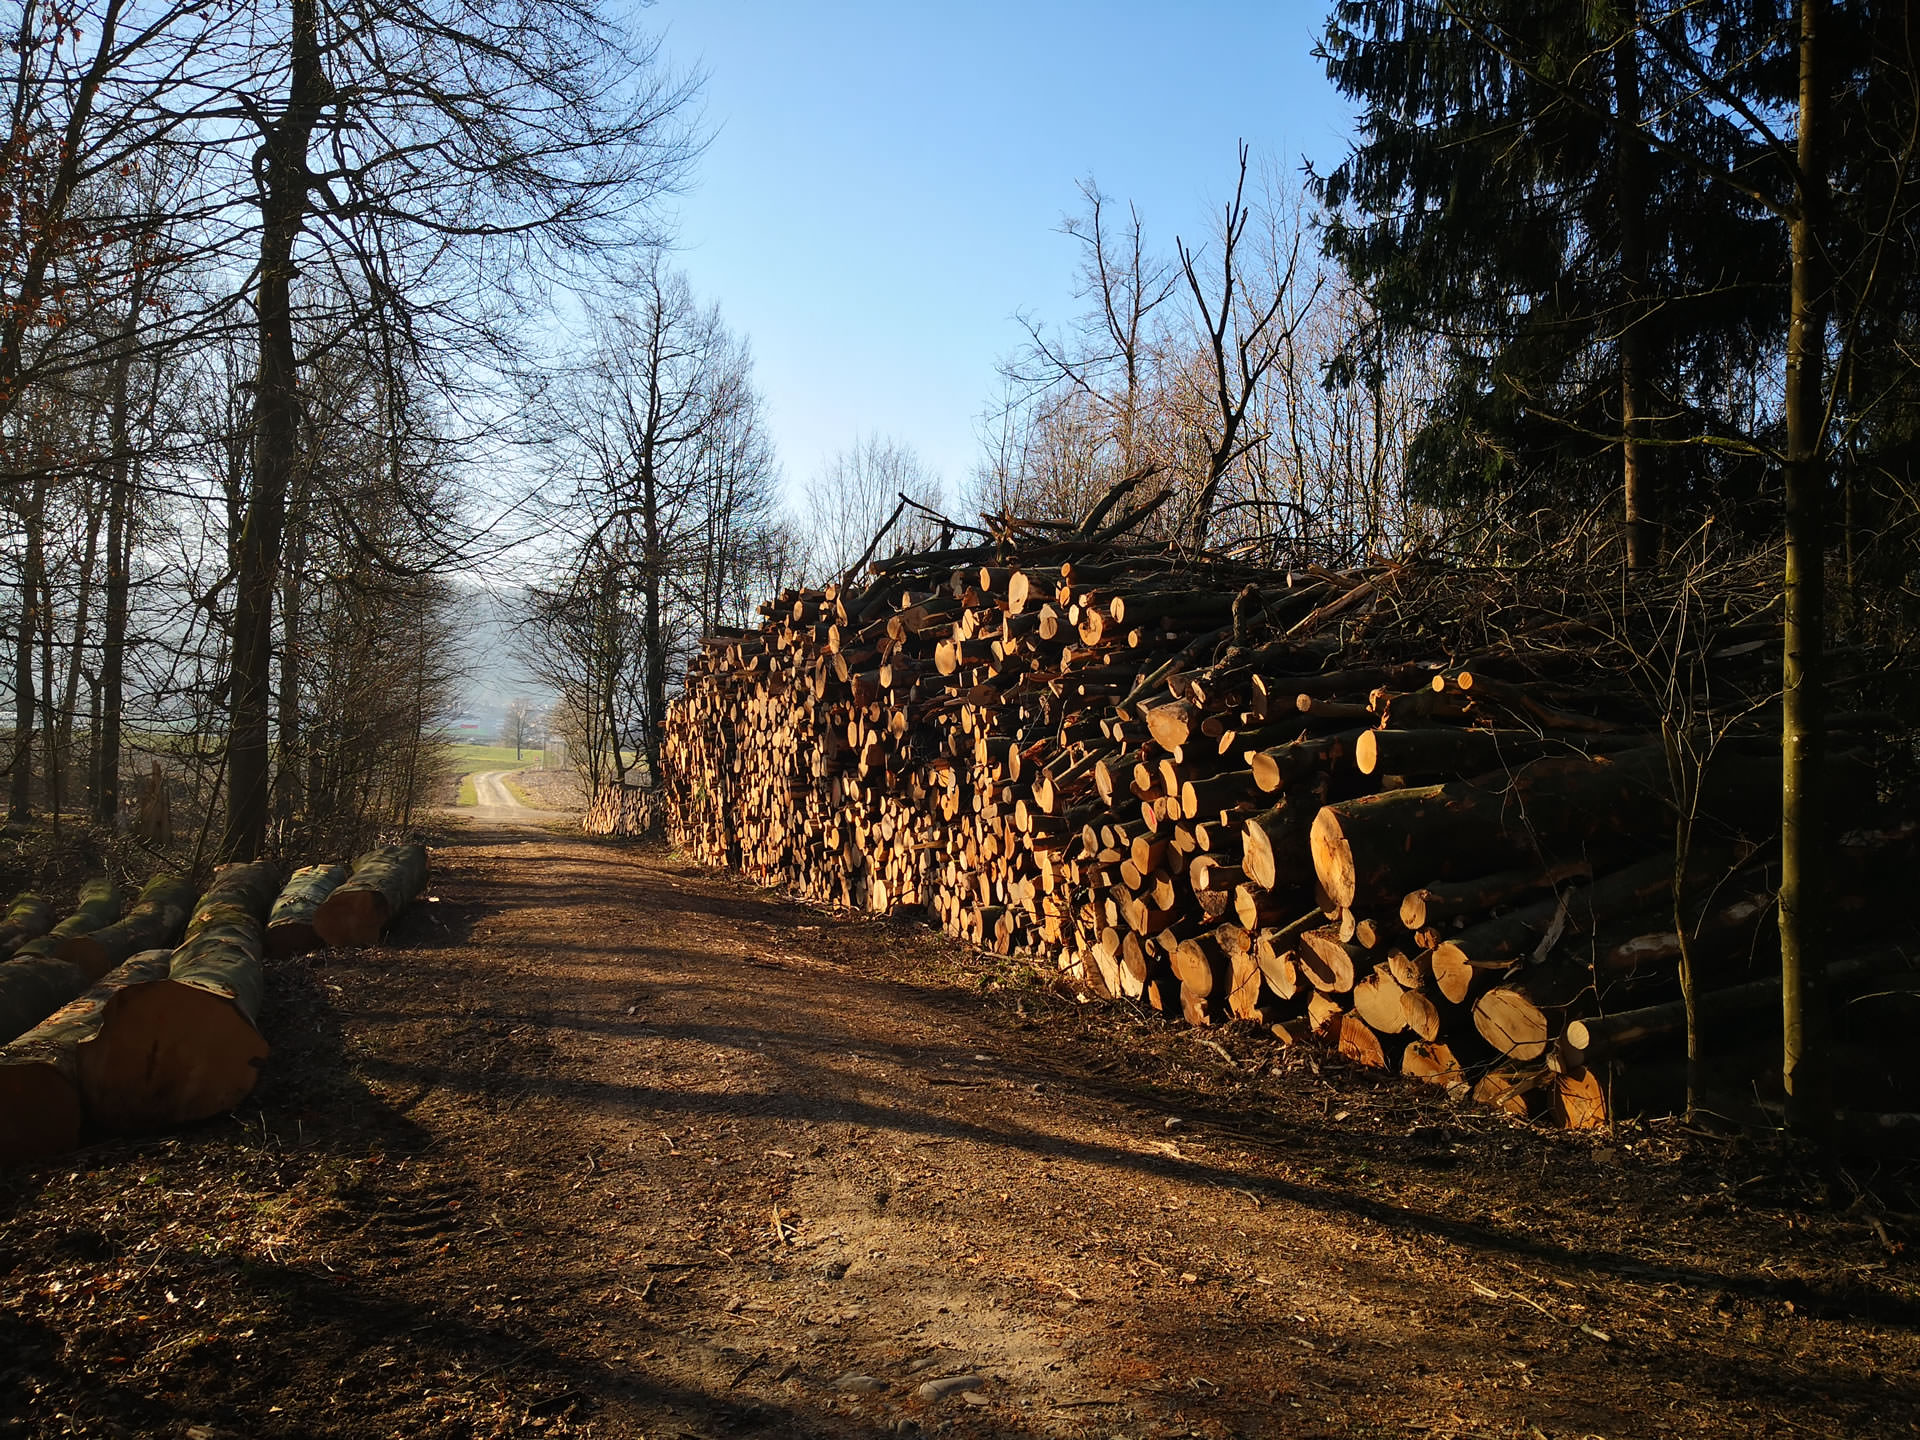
638, 2, 1360, 516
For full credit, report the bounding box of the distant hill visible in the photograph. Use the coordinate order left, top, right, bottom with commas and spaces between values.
448, 583, 557, 738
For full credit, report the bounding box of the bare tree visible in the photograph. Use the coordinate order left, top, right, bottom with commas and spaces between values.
503, 697, 535, 762
1174, 144, 1319, 549
526, 261, 785, 789
802, 434, 945, 584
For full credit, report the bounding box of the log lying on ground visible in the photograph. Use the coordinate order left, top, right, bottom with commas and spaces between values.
312, 844, 430, 948
267, 863, 351, 957
191, 860, 284, 934
0, 893, 54, 958
55, 874, 196, 980
0, 950, 172, 1163
81, 910, 269, 1134
11, 878, 124, 961
1562, 946, 1914, 1065
0, 956, 94, 1046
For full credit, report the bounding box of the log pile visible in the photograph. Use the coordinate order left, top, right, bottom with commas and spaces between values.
584, 783, 663, 837
662, 483, 1915, 1131
0, 847, 432, 1165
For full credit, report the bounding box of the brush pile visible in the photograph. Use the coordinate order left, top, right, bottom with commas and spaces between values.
663, 478, 1918, 1131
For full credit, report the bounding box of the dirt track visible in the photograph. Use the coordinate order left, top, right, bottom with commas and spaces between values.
2, 823, 1917, 1439
463, 770, 572, 826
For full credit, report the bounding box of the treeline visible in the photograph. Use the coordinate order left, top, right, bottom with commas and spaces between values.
0, 0, 698, 860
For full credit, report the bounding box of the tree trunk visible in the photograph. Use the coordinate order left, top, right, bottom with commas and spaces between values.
37, 541, 57, 827
1616, 9, 1652, 570
1781, 0, 1830, 1141
94, 302, 139, 825
57, 479, 106, 816
221, 0, 328, 862
275, 468, 309, 830
9, 478, 44, 822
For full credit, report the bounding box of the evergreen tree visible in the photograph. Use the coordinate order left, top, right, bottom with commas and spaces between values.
1314, 1, 1783, 560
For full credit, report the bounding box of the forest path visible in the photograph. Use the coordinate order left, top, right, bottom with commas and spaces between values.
459, 768, 571, 826
1, 827, 1912, 1439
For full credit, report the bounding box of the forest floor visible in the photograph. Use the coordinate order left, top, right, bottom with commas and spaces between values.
2, 821, 1918, 1439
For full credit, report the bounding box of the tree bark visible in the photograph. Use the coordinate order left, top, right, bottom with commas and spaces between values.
94, 307, 138, 825
221, 0, 329, 861
8, 477, 44, 822
1781, 0, 1831, 1140
1616, 8, 1652, 570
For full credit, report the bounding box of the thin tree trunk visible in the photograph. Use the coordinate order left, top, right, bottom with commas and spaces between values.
1781, 0, 1830, 1142
9, 479, 46, 822
275, 468, 308, 831
222, 0, 327, 862
1617, 11, 1652, 571
58, 480, 105, 804
38, 544, 56, 830
96, 361, 136, 826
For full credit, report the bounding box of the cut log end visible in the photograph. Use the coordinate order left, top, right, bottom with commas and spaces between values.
1309, 808, 1356, 910
1473, 986, 1551, 1062
80, 982, 269, 1133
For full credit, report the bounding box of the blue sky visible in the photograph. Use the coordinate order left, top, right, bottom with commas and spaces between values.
641, 2, 1359, 512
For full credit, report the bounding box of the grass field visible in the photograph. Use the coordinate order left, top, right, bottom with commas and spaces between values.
456, 774, 477, 807
442, 743, 547, 768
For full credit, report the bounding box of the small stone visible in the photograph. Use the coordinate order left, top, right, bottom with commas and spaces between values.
832, 1374, 887, 1392
917, 1374, 985, 1401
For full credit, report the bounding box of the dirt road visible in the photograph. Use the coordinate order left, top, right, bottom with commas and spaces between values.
461, 769, 573, 826
2, 824, 1915, 1439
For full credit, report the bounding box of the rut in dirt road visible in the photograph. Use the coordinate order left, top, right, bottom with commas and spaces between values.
2, 824, 1913, 1440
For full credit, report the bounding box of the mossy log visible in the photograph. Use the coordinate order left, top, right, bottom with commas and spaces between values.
312, 844, 430, 948
191, 860, 285, 935
0, 950, 172, 1163
0, 956, 94, 1046
11, 878, 124, 961
0, 893, 54, 959
266, 863, 351, 958
80, 909, 268, 1135
56, 874, 196, 980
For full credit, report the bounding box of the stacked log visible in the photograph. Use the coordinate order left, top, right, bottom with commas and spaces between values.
312, 844, 429, 947
584, 784, 662, 837
662, 493, 1912, 1131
